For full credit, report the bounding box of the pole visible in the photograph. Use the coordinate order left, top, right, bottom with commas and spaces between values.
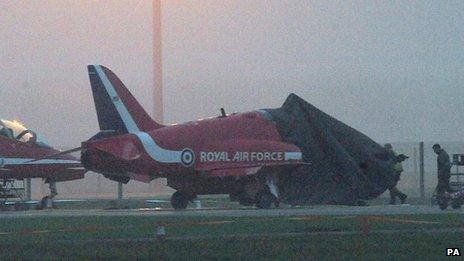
419, 142, 425, 198
153, 0, 163, 124
118, 182, 123, 200
152, 1, 166, 196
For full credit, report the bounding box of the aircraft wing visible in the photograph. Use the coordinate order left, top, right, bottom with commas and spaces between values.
48, 167, 87, 182
0, 158, 86, 181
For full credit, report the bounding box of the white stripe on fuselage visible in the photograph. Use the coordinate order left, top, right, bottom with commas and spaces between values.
284, 152, 302, 161
135, 132, 182, 163
94, 65, 183, 164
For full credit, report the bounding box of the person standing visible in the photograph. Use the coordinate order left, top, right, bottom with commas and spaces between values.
432, 144, 453, 195
384, 143, 408, 204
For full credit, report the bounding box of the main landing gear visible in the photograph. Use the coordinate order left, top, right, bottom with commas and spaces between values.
169, 173, 281, 210
257, 173, 280, 209
234, 174, 280, 209
170, 191, 194, 210
255, 191, 274, 209
36, 181, 57, 210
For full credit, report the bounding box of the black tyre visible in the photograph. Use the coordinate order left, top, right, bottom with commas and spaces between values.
256, 192, 272, 209
451, 199, 462, 209
171, 191, 189, 210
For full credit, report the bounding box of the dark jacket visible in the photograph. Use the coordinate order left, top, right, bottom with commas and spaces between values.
437, 149, 452, 178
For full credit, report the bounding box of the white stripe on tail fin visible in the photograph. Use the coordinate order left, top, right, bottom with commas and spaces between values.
87, 65, 192, 166
87, 65, 163, 133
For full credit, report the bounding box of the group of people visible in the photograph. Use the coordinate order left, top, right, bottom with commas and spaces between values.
384, 143, 453, 205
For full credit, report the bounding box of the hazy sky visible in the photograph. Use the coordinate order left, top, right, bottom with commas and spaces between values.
0, 0, 463, 147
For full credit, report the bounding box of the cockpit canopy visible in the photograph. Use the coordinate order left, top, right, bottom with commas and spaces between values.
0, 119, 52, 148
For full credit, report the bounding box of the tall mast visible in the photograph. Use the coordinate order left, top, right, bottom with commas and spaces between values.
153, 0, 163, 124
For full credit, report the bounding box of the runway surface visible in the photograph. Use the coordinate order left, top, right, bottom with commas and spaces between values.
0, 204, 461, 219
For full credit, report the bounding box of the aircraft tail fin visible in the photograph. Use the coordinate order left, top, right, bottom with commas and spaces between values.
87, 65, 163, 134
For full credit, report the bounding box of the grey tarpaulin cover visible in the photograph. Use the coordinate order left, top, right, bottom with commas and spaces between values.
265, 94, 397, 205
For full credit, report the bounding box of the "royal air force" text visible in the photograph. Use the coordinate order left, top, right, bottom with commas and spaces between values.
199, 151, 284, 162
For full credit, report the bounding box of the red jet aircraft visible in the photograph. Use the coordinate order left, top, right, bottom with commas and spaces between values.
77, 65, 304, 209
0, 119, 86, 206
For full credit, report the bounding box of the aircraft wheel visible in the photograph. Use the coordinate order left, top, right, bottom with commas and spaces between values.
451, 199, 462, 209
171, 191, 189, 210
256, 191, 272, 209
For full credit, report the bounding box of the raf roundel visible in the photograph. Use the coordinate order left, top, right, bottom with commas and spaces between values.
181, 148, 195, 167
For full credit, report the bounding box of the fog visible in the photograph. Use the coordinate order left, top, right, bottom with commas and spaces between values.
1, 0, 463, 148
